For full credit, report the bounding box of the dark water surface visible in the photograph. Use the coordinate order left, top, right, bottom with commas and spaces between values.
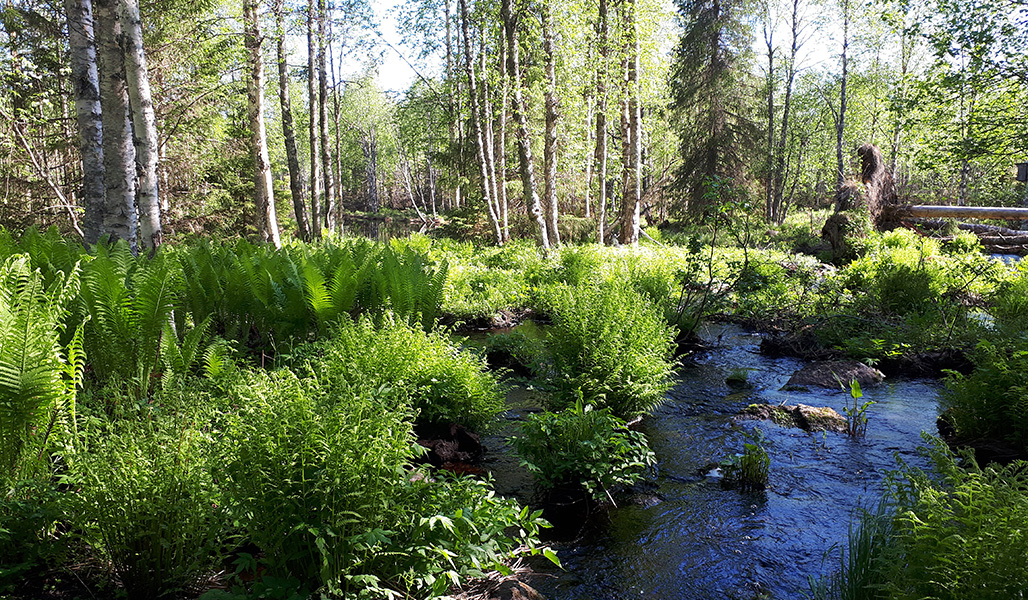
488, 325, 939, 600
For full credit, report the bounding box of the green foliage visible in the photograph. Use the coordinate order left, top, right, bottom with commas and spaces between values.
989, 260, 1028, 332
78, 243, 181, 404
843, 379, 875, 438
483, 330, 546, 375
720, 428, 770, 492
291, 317, 504, 430
819, 437, 1028, 600
218, 367, 545, 597
73, 414, 228, 598
511, 400, 656, 502
0, 479, 66, 590
941, 338, 1028, 449
545, 282, 675, 418
219, 370, 414, 594
0, 254, 84, 480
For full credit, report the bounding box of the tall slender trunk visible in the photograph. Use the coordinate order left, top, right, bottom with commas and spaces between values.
835, 0, 849, 190
459, 0, 503, 244
480, 26, 501, 232
502, 0, 548, 249
118, 0, 161, 252
65, 0, 105, 246
763, 17, 775, 222
619, 0, 641, 245
444, 0, 459, 210
331, 38, 344, 228
496, 39, 509, 242
317, 0, 334, 231
95, 0, 137, 252
244, 0, 281, 248
275, 0, 310, 241
770, 0, 800, 225
594, 0, 609, 244
541, 0, 560, 245
307, 0, 321, 237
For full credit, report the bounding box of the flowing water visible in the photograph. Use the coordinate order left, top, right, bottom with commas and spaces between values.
480, 325, 940, 600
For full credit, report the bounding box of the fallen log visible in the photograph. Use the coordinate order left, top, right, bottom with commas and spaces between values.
884, 205, 1028, 220
959, 222, 1025, 236
979, 235, 1028, 245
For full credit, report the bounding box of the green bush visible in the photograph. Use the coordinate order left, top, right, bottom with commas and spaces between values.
941, 338, 1028, 449
511, 400, 656, 502
219, 368, 546, 598
545, 282, 675, 418
219, 370, 414, 595
73, 416, 228, 598
0, 254, 84, 480
291, 317, 504, 430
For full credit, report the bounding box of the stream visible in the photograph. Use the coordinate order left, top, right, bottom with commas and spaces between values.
478, 325, 940, 600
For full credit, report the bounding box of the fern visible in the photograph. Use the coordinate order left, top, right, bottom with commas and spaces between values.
0, 255, 83, 480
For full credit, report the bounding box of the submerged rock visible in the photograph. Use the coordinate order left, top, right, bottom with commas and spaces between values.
783, 360, 884, 391
740, 403, 847, 433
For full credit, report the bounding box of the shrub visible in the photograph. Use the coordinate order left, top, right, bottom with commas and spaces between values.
219, 370, 414, 595
511, 400, 656, 502
291, 317, 504, 431
545, 282, 675, 418
218, 368, 548, 598
73, 416, 228, 598
941, 338, 1028, 449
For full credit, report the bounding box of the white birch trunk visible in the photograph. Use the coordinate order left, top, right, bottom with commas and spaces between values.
244, 0, 282, 248
118, 0, 162, 252
65, 0, 105, 246
95, 0, 137, 252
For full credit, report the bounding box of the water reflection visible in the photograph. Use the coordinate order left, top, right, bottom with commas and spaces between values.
341, 215, 433, 242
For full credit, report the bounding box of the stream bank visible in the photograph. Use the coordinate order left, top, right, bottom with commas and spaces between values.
479, 325, 939, 600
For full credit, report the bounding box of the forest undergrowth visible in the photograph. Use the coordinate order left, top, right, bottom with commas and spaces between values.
1, 222, 1026, 598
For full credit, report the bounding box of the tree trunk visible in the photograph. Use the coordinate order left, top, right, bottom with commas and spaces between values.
542, 0, 560, 245
835, 0, 849, 190
330, 36, 344, 228
594, 0, 609, 244
459, 0, 503, 244
444, 0, 459, 211
497, 36, 509, 241
65, 0, 105, 246
619, 0, 641, 246
317, 0, 334, 232
118, 0, 162, 252
95, 0, 137, 252
275, 0, 310, 241
502, 0, 548, 249
244, 0, 281, 248
480, 26, 502, 236
307, 0, 321, 237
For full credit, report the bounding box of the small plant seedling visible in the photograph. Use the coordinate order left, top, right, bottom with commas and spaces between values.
842, 379, 875, 438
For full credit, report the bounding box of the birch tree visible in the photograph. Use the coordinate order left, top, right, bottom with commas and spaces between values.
275, 0, 311, 241
244, 0, 282, 248
65, 0, 105, 246
118, 0, 162, 252
95, 0, 137, 251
